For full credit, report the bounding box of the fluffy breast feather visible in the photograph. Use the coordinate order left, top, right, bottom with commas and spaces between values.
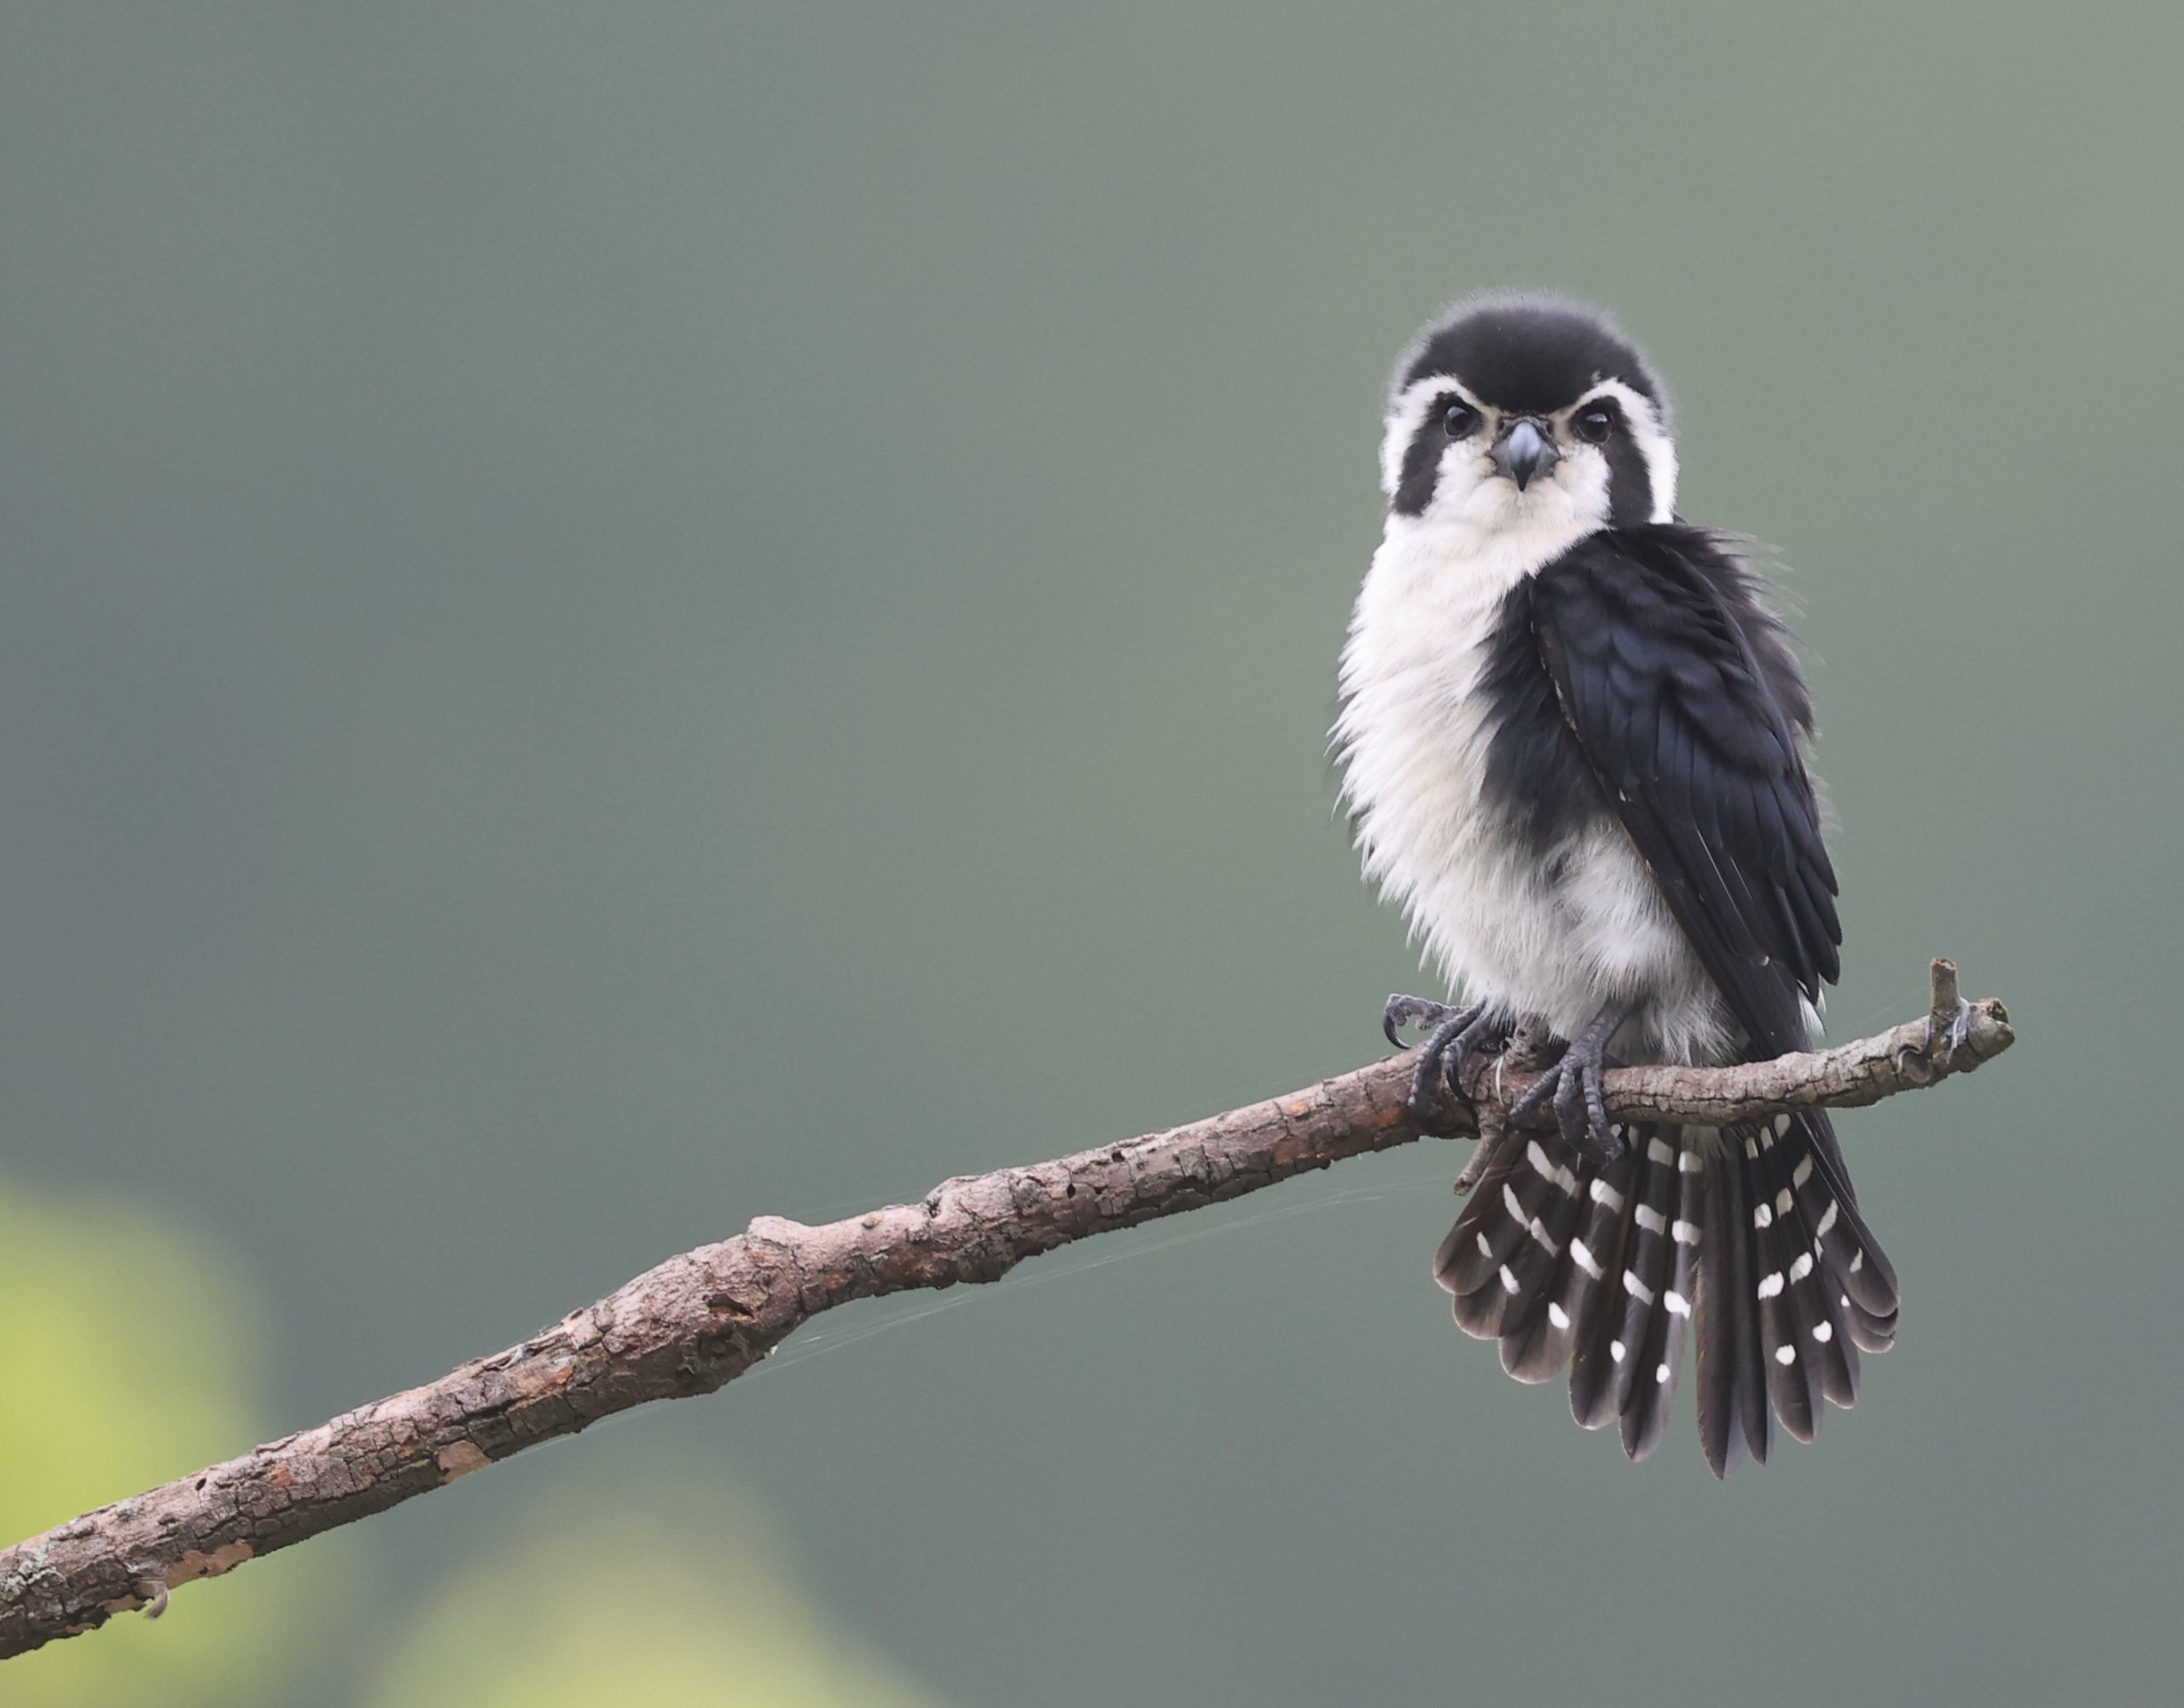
1335, 519, 1732, 1064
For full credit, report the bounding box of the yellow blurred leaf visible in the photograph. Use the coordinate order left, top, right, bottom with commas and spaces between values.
364, 1490, 955, 1708
0, 1173, 339, 1707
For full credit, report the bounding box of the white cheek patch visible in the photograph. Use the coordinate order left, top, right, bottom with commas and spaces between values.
1573, 378, 1677, 520
1563, 444, 1616, 521
1380, 374, 1490, 497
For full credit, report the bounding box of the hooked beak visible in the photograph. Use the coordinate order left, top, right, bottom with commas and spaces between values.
1491, 418, 1558, 491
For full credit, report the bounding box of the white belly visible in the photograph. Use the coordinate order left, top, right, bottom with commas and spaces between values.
1334, 519, 1732, 1065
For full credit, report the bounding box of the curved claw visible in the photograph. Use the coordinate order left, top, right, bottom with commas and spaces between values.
1555, 1060, 1586, 1137
1382, 993, 1455, 1049
1554, 1060, 1612, 1159
1391, 997, 1508, 1130
1503, 1002, 1629, 1163
1510, 1055, 1619, 1163
1577, 1054, 1612, 1150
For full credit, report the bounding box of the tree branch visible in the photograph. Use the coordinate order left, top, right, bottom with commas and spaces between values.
0, 959, 2009, 1659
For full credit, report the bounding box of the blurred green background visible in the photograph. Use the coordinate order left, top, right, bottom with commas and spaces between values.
2, 4, 2177, 1704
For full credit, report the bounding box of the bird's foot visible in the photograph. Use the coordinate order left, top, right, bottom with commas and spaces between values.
1383, 995, 1511, 1128
1506, 1002, 1631, 1163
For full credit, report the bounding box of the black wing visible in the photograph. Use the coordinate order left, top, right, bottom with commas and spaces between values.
1527, 526, 1838, 1057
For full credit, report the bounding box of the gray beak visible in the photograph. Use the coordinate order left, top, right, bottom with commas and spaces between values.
1492, 418, 1557, 491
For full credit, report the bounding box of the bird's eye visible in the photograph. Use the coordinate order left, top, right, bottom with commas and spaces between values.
1573, 405, 1616, 444
1443, 403, 1482, 439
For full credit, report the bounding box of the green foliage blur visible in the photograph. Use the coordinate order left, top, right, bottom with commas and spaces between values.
0, 1176, 957, 1705
362, 1493, 950, 1708
2, 4, 2179, 1705
0, 1172, 323, 1706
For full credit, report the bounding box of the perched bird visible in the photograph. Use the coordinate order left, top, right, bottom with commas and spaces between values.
1333, 293, 1898, 1473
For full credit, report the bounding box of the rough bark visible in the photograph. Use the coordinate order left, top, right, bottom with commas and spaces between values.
0, 960, 2009, 1660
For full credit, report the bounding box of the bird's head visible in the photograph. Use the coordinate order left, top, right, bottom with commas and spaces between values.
1379, 293, 1676, 539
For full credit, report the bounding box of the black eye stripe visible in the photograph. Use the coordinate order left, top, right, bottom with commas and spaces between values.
1391, 393, 1481, 515
1391, 386, 1659, 518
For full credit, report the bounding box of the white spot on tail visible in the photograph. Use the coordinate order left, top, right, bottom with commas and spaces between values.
1527, 1141, 1578, 1194
1548, 1301, 1571, 1330
1753, 1203, 1774, 1229
1774, 1344, 1797, 1365
1792, 1155, 1815, 1188
1623, 1269, 1655, 1304
1527, 1216, 1559, 1255
1813, 1322, 1834, 1344
1610, 1339, 1627, 1363
1774, 1114, 1792, 1137
1671, 1219, 1700, 1246
1678, 1149, 1704, 1174
1664, 1289, 1692, 1318
1476, 1232, 1494, 1258
1635, 1205, 1666, 1235
1500, 1264, 1519, 1293
1776, 1188, 1793, 1215
1789, 1252, 1815, 1282
1850, 1252, 1865, 1275
1647, 1136, 1676, 1166
1815, 1200, 1838, 1239
1503, 1183, 1525, 1223
1656, 1362, 1671, 1384
1757, 1271, 1785, 1300
1570, 1238, 1603, 1280
1742, 1136, 1759, 1159
1589, 1178, 1623, 1211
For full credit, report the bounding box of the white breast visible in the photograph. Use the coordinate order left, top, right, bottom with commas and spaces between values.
1334, 515, 1731, 1065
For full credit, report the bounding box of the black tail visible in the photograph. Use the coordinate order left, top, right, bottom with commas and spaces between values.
1434, 1112, 1896, 1473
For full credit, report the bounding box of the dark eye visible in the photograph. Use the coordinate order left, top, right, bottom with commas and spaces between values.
1443, 402, 1482, 439
1573, 404, 1616, 444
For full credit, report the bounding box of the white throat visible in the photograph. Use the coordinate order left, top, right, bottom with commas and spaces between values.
1369, 509, 1600, 610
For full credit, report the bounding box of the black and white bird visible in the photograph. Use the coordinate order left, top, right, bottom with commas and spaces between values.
1333, 293, 1899, 1473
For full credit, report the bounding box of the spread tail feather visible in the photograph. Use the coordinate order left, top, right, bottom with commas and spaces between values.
1435, 1111, 1896, 1472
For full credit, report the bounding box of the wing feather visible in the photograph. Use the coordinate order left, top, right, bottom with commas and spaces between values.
1527, 527, 1838, 1054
